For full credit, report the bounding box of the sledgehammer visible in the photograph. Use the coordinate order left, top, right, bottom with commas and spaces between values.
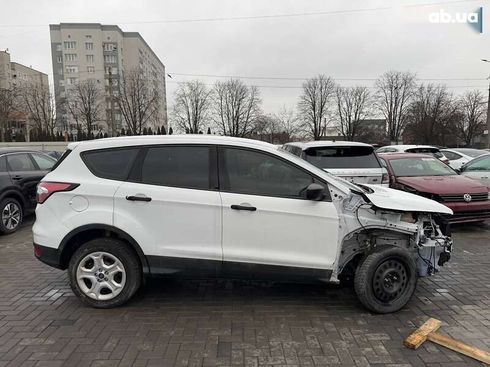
404, 318, 490, 364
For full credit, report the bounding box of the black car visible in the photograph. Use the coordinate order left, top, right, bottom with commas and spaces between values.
0, 149, 57, 234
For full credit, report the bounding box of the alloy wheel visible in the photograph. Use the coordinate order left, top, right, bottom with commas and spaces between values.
76, 252, 126, 301
2, 202, 21, 230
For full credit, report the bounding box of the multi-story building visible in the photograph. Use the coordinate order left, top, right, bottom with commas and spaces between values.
49, 23, 167, 135
0, 50, 49, 140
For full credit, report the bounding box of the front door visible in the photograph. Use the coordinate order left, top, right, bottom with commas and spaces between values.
218, 146, 339, 273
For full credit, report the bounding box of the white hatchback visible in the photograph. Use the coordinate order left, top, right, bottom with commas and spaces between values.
33, 135, 453, 313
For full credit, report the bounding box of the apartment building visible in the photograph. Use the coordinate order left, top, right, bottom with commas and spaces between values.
0, 50, 49, 140
0, 50, 48, 90
49, 23, 167, 134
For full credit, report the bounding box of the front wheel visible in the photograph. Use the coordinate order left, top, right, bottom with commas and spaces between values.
354, 246, 417, 314
68, 238, 142, 308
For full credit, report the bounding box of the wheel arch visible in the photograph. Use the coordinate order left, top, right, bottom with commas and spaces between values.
59, 224, 150, 274
0, 189, 27, 213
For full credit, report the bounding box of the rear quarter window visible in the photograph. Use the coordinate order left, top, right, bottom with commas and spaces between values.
81, 148, 139, 181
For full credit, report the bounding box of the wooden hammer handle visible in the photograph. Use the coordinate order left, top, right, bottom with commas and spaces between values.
428, 332, 490, 364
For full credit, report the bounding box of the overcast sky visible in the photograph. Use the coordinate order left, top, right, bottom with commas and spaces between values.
1, 0, 488, 115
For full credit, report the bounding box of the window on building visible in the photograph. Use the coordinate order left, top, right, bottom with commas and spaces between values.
87, 66, 95, 73
103, 43, 114, 52
56, 44, 62, 51
67, 77, 78, 85
64, 54, 77, 62
85, 35, 92, 39
85, 42, 93, 50
57, 56, 62, 63
104, 54, 116, 63
63, 41, 76, 49
86, 54, 94, 63
65, 66, 78, 74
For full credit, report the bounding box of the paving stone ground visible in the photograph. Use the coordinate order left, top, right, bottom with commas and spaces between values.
0, 217, 489, 367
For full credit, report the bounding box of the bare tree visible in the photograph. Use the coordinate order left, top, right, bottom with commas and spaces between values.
20, 83, 57, 138
335, 86, 370, 141
0, 88, 19, 141
116, 69, 160, 135
274, 106, 301, 140
375, 71, 416, 143
456, 90, 487, 146
67, 79, 104, 137
405, 84, 459, 145
172, 80, 212, 134
213, 79, 262, 137
298, 75, 336, 140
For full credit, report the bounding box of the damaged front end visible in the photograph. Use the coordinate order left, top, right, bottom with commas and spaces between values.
332, 186, 453, 282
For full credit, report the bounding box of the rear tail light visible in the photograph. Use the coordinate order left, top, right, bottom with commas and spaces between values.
36, 182, 79, 204
382, 173, 389, 185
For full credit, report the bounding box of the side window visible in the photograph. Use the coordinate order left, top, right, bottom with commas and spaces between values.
7, 153, 36, 172
31, 153, 55, 170
82, 148, 139, 180
443, 151, 461, 161
465, 156, 490, 171
140, 146, 211, 190
220, 147, 320, 199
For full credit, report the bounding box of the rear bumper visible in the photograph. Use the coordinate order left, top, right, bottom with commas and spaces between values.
442, 201, 490, 223
33, 243, 64, 270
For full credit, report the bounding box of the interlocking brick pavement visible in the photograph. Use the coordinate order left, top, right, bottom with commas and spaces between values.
0, 218, 488, 366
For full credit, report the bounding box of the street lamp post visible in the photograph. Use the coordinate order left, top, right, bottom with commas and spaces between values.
482, 59, 490, 149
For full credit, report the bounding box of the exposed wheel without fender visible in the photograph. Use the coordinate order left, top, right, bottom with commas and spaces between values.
354, 246, 417, 314
68, 238, 142, 308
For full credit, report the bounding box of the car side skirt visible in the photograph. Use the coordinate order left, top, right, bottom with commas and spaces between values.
146, 255, 333, 283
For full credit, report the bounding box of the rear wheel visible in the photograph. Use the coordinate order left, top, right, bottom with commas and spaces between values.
354, 246, 417, 314
68, 238, 142, 308
0, 197, 23, 234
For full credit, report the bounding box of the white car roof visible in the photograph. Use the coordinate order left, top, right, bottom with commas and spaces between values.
68, 135, 277, 152
380, 145, 440, 151
284, 141, 373, 149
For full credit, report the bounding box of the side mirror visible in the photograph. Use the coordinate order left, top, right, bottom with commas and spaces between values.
306, 183, 325, 201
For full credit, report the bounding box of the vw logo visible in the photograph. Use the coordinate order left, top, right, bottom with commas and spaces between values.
463, 193, 472, 202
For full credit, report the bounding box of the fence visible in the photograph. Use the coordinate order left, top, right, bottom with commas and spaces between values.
0, 142, 68, 152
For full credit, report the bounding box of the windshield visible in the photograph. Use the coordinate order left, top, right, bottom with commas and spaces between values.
304, 146, 381, 169
390, 157, 457, 177
454, 148, 487, 158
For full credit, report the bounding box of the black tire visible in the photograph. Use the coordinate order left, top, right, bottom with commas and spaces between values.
354, 246, 417, 314
0, 197, 23, 234
68, 238, 142, 308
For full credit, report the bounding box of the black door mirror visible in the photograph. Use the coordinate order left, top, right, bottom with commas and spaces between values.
306, 183, 325, 201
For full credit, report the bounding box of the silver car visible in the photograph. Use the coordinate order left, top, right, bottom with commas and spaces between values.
459, 153, 490, 189
281, 141, 388, 186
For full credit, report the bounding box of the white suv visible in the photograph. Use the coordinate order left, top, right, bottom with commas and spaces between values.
33, 135, 453, 313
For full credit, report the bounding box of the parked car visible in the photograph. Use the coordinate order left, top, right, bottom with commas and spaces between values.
0, 149, 57, 234
377, 145, 450, 165
459, 153, 490, 189
281, 141, 389, 186
440, 148, 488, 170
45, 151, 64, 160
378, 153, 490, 223
33, 136, 453, 313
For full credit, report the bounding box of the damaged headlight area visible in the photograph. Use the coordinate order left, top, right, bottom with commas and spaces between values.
414, 213, 452, 276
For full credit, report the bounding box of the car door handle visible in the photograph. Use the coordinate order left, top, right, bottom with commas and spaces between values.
12, 175, 22, 180
126, 195, 152, 202
231, 204, 256, 211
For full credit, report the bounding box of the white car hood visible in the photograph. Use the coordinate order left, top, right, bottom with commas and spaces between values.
361, 184, 453, 215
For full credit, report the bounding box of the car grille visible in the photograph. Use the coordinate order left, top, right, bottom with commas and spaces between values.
439, 193, 488, 202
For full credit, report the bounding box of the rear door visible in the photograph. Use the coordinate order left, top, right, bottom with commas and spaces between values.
113, 145, 222, 272
219, 146, 339, 273
6, 153, 44, 210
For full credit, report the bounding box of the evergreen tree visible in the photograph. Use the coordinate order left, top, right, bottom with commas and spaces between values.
161, 126, 167, 135
169, 127, 173, 135
207, 127, 211, 134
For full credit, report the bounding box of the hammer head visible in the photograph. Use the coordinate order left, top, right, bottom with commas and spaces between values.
404, 318, 442, 349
